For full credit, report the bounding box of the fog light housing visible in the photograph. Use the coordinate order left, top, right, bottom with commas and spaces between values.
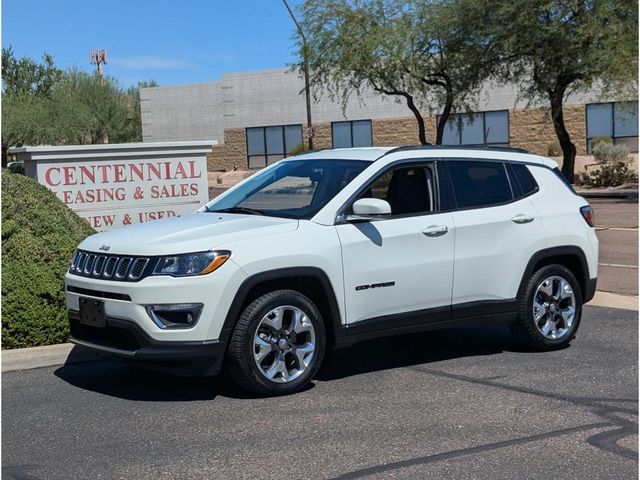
145, 303, 203, 329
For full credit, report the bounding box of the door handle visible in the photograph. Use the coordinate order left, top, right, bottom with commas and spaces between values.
422, 225, 448, 237
511, 214, 534, 224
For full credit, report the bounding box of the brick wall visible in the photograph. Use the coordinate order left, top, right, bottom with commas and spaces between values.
206, 106, 589, 171
509, 105, 586, 156
206, 128, 246, 171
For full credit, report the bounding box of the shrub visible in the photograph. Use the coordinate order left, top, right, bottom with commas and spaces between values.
547, 143, 562, 157
575, 143, 634, 187
593, 142, 631, 164
288, 142, 310, 156
1, 171, 95, 348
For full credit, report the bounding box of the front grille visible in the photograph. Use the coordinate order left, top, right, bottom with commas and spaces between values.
69, 250, 153, 282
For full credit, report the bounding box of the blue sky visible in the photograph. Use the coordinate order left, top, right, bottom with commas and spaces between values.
2, 0, 303, 87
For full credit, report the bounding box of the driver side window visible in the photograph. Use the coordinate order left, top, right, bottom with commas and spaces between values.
358, 164, 436, 216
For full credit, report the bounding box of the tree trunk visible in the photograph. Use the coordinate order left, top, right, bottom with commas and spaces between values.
1, 142, 8, 168
435, 88, 454, 145
549, 89, 576, 183
404, 94, 428, 145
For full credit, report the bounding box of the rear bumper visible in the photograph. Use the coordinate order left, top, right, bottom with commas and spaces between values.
584, 277, 597, 303
68, 310, 225, 376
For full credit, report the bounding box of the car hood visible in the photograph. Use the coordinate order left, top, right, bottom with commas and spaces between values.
78, 213, 299, 256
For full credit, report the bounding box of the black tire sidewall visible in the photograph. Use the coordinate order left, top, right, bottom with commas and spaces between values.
517, 264, 583, 349
232, 290, 326, 395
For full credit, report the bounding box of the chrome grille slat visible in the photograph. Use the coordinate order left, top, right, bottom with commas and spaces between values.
103, 257, 118, 278
128, 258, 149, 280
69, 251, 152, 282
115, 257, 133, 279
84, 254, 96, 275
93, 256, 107, 276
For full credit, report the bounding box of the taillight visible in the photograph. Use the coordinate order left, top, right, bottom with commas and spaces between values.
580, 205, 595, 227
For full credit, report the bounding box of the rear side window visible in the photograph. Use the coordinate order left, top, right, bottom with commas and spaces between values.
509, 163, 539, 198
447, 160, 513, 209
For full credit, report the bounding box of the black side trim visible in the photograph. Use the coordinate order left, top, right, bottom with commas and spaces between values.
452, 299, 518, 319
66, 286, 132, 302
517, 246, 594, 302
345, 305, 450, 336
334, 299, 518, 347
220, 267, 343, 346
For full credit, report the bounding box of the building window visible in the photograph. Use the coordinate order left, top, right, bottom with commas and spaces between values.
332, 120, 373, 148
586, 102, 638, 153
439, 110, 509, 147
246, 125, 303, 169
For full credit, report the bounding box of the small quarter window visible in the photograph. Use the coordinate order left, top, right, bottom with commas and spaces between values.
448, 160, 513, 209
510, 163, 538, 197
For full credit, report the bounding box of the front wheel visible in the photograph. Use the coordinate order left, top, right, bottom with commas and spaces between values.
512, 264, 583, 350
226, 289, 326, 396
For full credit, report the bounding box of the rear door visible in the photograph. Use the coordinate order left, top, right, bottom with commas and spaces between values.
336, 161, 455, 326
443, 159, 547, 313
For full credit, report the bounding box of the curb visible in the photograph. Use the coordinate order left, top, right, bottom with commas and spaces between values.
1, 343, 102, 373
576, 190, 638, 201
2, 291, 637, 374
587, 291, 638, 311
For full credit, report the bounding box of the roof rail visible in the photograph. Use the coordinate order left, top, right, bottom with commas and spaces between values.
377, 144, 529, 159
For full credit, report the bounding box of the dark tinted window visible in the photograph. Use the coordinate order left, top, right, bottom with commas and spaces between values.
206, 159, 368, 219
357, 164, 435, 216
448, 160, 513, 209
510, 163, 538, 197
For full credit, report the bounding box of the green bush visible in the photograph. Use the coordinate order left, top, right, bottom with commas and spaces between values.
547, 143, 562, 157
2, 170, 95, 348
575, 143, 635, 187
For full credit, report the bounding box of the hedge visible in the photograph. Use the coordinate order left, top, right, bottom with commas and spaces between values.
2, 171, 95, 348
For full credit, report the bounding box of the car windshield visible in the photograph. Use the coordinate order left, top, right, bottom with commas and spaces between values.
204, 159, 369, 219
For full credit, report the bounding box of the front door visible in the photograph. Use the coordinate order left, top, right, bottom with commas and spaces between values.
335, 162, 455, 326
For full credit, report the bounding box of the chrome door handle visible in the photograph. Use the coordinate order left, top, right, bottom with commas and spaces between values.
422, 225, 448, 237
511, 214, 534, 224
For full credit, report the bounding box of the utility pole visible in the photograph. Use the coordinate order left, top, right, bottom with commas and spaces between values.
90, 49, 108, 79
283, 0, 314, 150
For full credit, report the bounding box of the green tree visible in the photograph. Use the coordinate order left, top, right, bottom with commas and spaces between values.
1, 48, 67, 166
487, 0, 638, 182
297, 0, 493, 144
126, 80, 159, 142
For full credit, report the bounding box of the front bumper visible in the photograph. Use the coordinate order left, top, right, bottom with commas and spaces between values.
68, 310, 225, 376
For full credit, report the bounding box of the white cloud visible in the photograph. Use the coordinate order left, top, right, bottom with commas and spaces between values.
111, 56, 195, 70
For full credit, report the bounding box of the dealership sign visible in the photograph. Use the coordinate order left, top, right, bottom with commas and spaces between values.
9, 141, 215, 231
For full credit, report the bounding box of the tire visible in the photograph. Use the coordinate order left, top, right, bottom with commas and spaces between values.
226, 289, 326, 396
512, 264, 583, 351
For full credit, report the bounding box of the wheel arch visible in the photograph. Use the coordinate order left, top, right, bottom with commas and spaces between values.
518, 246, 594, 303
220, 267, 343, 349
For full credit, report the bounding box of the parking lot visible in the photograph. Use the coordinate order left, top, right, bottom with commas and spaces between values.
2, 197, 638, 480
2, 304, 637, 479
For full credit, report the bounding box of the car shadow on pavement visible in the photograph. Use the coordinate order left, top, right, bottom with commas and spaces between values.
54, 323, 530, 401
53, 348, 260, 402
317, 323, 528, 381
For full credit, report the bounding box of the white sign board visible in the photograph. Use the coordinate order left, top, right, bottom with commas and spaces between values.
10, 141, 215, 231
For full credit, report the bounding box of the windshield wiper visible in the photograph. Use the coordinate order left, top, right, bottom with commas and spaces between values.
207, 206, 264, 216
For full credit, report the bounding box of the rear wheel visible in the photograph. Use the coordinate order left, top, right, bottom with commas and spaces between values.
512, 264, 582, 350
226, 289, 326, 396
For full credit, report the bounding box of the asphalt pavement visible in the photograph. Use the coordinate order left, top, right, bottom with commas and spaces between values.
2, 305, 637, 479
591, 198, 638, 296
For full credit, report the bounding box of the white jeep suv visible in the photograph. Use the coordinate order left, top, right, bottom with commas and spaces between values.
66, 146, 598, 395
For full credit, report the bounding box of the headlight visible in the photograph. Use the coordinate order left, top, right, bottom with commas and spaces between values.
153, 250, 231, 277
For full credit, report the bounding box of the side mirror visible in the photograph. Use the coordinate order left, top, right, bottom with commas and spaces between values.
347, 198, 392, 222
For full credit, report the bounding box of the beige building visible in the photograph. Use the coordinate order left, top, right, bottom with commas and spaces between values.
140, 68, 638, 172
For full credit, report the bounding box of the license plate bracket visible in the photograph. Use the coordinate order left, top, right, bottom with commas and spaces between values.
79, 297, 106, 328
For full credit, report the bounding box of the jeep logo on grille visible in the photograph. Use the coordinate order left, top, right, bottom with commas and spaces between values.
98, 245, 111, 252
